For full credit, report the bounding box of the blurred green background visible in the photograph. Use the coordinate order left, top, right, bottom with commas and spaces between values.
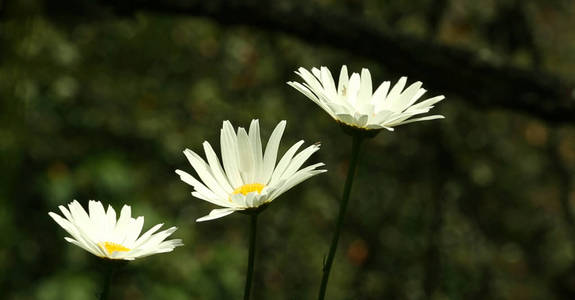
2, 0, 575, 299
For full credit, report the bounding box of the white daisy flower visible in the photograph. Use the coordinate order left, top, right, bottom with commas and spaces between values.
176, 119, 326, 222
288, 65, 445, 131
49, 200, 183, 260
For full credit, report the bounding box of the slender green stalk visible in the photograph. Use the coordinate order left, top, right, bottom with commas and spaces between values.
318, 133, 364, 300
98, 262, 117, 300
244, 213, 259, 300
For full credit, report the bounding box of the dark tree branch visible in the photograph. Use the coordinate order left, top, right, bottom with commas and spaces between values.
33, 0, 575, 123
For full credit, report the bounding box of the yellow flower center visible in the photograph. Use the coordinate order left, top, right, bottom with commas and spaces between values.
232, 183, 265, 196
98, 241, 131, 255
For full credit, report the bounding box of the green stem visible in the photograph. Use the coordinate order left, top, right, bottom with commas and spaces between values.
98, 262, 117, 300
318, 134, 364, 300
244, 213, 259, 300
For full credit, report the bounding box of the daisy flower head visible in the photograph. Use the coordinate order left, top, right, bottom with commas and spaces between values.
49, 200, 183, 260
288, 65, 445, 134
176, 119, 326, 222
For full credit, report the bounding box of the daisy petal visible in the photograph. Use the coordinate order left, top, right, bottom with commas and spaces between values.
196, 208, 238, 222
176, 120, 325, 221
290, 66, 445, 131
49, 200, 181, 260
